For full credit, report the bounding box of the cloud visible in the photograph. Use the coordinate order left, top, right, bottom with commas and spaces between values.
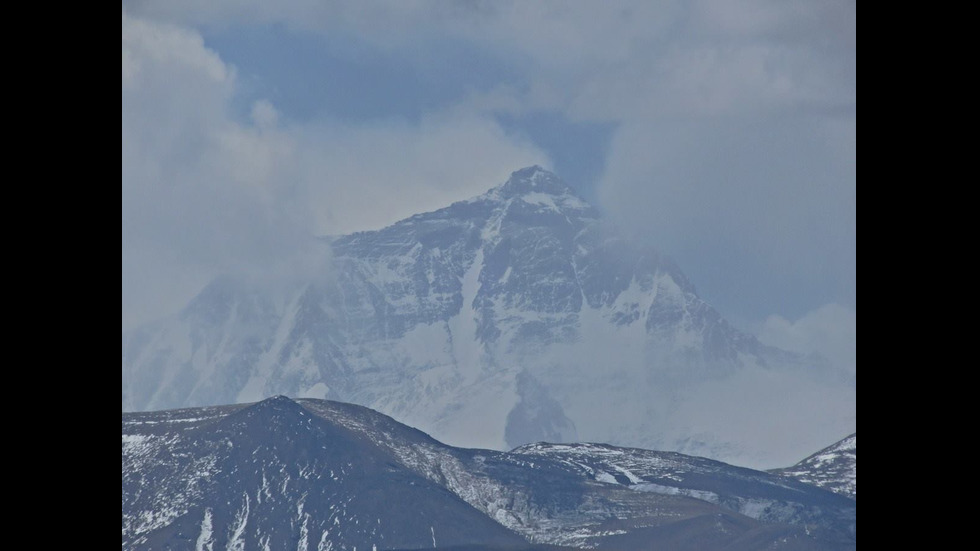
666, 363, 856, 468
757, 303, 856, 375
596, 114, 855, 319
451, 4, 857, 320
122, 11, 315, 327
291, 112, 549, 237
121, 11, 549, 330
574, 1, 856, 321
122, 1, 854, 326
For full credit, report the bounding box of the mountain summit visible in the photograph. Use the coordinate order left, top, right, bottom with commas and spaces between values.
494, 164, 582, 197
122, 167, 855, 467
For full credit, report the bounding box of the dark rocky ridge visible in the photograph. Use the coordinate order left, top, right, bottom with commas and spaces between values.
123, 396, 856, 550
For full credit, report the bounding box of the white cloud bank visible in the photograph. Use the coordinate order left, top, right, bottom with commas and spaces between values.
126, 0, 855, 324
121, 11, 549, 330
758, 303, 856, 376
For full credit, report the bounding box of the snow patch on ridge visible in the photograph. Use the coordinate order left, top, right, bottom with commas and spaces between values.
449, 249, 485, 385
194, 508, 213, 551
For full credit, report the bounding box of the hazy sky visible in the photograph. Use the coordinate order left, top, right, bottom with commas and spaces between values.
122, 1, 855, 366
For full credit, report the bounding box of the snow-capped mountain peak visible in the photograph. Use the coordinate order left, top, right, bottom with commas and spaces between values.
494, 165, 580, 198
122, 167, 855, 468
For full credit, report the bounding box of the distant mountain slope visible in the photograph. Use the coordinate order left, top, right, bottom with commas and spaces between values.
771, 434, 856, 500
122, 166, 855, 467
123, 397, 856, 550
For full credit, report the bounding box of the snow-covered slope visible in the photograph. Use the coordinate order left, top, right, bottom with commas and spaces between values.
122, 166, 855, 467
122, 397, 857, 550
771, 434, 856, 500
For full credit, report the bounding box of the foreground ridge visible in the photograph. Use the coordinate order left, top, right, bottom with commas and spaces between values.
123, 396, 856, 550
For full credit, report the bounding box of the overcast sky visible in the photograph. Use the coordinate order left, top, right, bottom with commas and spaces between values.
122, 1, 855, 367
